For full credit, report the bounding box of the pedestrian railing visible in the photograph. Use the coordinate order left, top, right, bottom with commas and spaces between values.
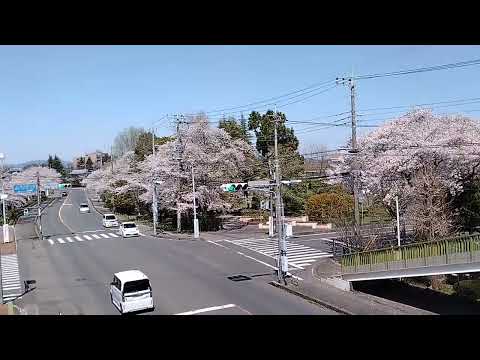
340, 233, 480, 275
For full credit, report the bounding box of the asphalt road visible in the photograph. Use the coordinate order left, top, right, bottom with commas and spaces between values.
16, 188, 337, 315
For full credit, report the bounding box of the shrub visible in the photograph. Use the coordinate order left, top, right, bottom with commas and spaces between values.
305, 192, 354, 224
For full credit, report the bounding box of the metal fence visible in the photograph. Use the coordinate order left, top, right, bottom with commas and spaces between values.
340, 233, 480, 275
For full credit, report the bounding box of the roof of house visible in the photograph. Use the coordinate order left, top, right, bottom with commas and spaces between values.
115, 270, 148, 283
70, 169, 89, 175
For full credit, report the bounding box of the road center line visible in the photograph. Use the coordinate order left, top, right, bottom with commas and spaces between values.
58, 193, 75, 234
174, 304, 236, 315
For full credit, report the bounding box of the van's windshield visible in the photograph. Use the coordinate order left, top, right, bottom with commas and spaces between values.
123, 279, 150, 294
106, 215, 116, 220
123, 223, 136, 228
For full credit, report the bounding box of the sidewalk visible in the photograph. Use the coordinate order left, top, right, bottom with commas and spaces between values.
272, 260, 435, 315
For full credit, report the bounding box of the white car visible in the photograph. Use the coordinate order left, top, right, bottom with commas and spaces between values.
79, 203, 90, 213
118, 222, 140, 237
110, 270, 154, 314
102, 214, 119, 228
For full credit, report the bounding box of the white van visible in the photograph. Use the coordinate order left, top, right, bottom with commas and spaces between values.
102, 214, 119, 228
110, 270, 154, 314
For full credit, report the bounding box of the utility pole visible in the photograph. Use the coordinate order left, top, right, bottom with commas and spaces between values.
174, 115, 184, 233
267, 159, 274, 237
273, 110, 288, 283
110, 145, 115, 213
151, 125, 157, 236
36, 171, 43, 241
395, 195, 401, 247
337, 76, 360, 239
192, 166, 199, 239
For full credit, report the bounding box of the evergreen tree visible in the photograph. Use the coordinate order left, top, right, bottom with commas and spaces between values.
47, 154, 54, 168
86, 157, 94, 171
77, 157, 85, 168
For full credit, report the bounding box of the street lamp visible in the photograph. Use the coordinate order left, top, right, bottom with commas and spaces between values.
0, 152, 9, 243
192, 166, 199, 239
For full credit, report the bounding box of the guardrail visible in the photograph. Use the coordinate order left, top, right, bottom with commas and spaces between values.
340, 233, 480, 275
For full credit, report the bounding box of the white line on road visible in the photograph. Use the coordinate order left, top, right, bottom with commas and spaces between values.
222, 239, 304, 270
83, 235, 93, 240
92, 234, 101, 239
48, 239, 54, 245
139, 232, 145, 236
236, 252, 303, 280
74, 236, 84, 242
58, 193, 76, 234
175, 304, 236, 315
207, 240, 231, 250
2, 285, 22, 291
108, 233, 119, 238
100, 234, 110, 239
57, 238, 65, 244
66, 237, 74, 243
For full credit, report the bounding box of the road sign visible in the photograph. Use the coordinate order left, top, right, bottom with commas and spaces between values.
247, 180, 272, 188
44, 182, 58, 190
14, 184, 37, 194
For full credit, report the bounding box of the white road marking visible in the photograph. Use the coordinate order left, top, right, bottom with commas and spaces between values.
175, 304, 236, 315
3, 285, 22, 290
207, 240, 231, 250
139, 232, 145, 236
57, 238, 65, 244
100, 234, 110, 238
74, 236, 84, 242
66, 237, 74, 243
236, 252, 303, 280
58, 193, 75, 234
92, 234, 101, 239
48, 239, 54, 245
108, 233, 119, 238
83, 235, 93, 240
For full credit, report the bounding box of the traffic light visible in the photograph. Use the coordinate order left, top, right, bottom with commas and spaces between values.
220, 183, 248, 192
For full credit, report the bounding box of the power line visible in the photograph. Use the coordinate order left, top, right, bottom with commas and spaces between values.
352, 58, 480, 81
184, 79, 337, 117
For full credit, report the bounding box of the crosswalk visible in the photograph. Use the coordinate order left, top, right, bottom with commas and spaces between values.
45, 231, 142, 246
222, 237, 332, 270
1, 254, 23, 303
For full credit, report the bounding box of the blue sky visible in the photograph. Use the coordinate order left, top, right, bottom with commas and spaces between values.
1, 45, 479, 164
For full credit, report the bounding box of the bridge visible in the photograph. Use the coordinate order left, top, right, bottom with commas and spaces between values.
340, 234, 480, 281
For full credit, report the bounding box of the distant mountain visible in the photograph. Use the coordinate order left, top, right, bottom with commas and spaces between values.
7, 159, 72, 169
7, 160, 47, 169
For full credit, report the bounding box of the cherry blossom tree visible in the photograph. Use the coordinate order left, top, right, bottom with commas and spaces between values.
85, 115, 254, 230
137, 115, 254, 229
337, 109, 480, 241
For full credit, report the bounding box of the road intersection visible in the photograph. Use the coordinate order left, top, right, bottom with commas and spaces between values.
13, 188, 338, 315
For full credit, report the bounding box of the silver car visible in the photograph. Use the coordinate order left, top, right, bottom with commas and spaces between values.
79, 203, 90, 213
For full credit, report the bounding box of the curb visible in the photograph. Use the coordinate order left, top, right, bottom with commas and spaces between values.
269, 281, 354, 315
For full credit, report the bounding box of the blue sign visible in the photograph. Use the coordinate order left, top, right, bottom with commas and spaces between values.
14, 184, 37, 194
